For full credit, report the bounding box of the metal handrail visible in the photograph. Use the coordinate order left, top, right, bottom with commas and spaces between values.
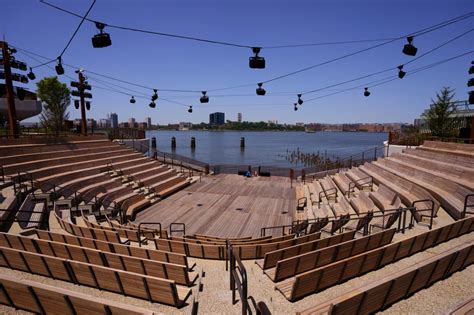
229, 245, 249, 315
462, 194, 474, 219
169, 222, 186, 237
137, 222, 163, 247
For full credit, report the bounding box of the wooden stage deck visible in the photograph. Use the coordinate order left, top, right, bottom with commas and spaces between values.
135, 174, 297, 238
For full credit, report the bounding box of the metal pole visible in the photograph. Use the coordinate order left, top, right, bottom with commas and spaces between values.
78, 71, 88, 136
0, 41, 19, 138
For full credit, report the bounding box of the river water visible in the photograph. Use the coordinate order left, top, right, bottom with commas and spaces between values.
146, 130, 387, 168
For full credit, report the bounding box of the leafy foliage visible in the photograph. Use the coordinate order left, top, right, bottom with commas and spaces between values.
36, 77, 71, 134
426, 87, 458, 137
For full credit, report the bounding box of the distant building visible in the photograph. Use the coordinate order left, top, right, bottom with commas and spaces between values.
179, 122, 192, 131
295, 122, 305, 127
110, 113, 118, 128
128, 117, 137, 128
237, 113, 242, 123
146, 117, 152, 128
99, 118, 110, 128
137, 122, 148, 129
267, 120, 278, 125
87, 119, 97, 129
118, 122, 129, 128
209, 112, 225, 125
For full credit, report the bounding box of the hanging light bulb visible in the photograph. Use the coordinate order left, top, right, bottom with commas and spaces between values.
468, 78, 474, 87
188, 106, 193, 113
17, 88, 25, 101
294, 103, 298, 111
255, 83, 266, 96
55, 57, 65, 75
20, 75, 29, 84
27, 67, 36, 80
200, 91, 209, 103
469, 91, 474, 105
364, 87, 371, 97
297, 94, 303, 105
249, 47, 265, 69
86, 101, 91, 110
74, 100, 80, 109
398, 65, 406, 79
92, 22, 112, 48
151, 89, 158, 101
149, 101, 156, 108
469, 66, 474, 75
402, 36, 418, 56
130, 96, 136, 104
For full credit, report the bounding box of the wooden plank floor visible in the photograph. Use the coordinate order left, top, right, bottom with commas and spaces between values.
135, 174, 296, 237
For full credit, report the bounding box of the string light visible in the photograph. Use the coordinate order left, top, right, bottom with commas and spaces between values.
256, 83, 266, 96
294, 103, 298, 111
297, 94, 303, 105
249, 47, 265, 69
27, 67, 36, 80
130, 96, 136, 103
398, 65, 406, 79
151, 89, 158, 101
149, 101, 156, 108
200, 91, 209, 103
55, 57, 65, 75
92, 22, 112, 48
402, 36, 418, 56
364, 87, 371, 97
188, 105, 193, 113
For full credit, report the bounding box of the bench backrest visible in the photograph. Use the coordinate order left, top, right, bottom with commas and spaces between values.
35, 229, 188, 268
260, 230, 356, 270
272, 228, 396, 282
298, 241, 474, 314
285, 217, 474, 301
233, 233, 321, 260
0, 232, 191, 286
0, 273, 154, 314
155, 238, 227, 260
0, 246, 186, 307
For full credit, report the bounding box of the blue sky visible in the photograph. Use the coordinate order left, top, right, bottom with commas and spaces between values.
3, 0, 473, 124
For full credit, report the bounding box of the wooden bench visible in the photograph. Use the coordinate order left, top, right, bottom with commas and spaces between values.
0, 273, 155, 314
276, 217, 474, 302
0, 232, 197, 287
374, 158, 473, 220
264, 228, 395, 282
346, 193, 374, 233
447, 295, 474, 315
155, 238, 227, 260
333, 173, 354, 197
405, 147, 474, 169
296, 241, 474, 314
35, 229, 193, 270
319, 176, 338, 202
330, 197, 352, 231
360, 163, 440, 221
255, 230, 356, 270
0, 246, 192, 308
345, 168, 373, 190
232, 233, 321, 260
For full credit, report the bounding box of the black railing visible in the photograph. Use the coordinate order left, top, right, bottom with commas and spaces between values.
137, 222, 163, 248
261, 205, 435, 237
229, 245, 250, 315
462, 194, 474, 219
169, 222, 186, 237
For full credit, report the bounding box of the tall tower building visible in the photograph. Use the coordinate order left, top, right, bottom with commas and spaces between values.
237, 113, 242, 123
110, 113, 118, 128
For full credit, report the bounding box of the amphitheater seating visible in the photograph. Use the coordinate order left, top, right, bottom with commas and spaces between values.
0, 273, 155, 314
388, 153, 474, 190
319, 176, 338, 202
82, 215, 147, 244
0, 246, 192, 307
361, 163, 439, 221
447, 295, 474, 315
16, 193, 46, 229
346, 193, 374, 233
55, 211, 130, 244
264, 229, 395, 282
35, 229, 193, 270
333, 172, 354, 197
232, 233, 321, 259
256, 230, 356, 270
276, 217, 473, 301
374, 158, 473, 220
420, 140, 474, 158
296, 241, 473, 314
0, 232, 197, 287
404, 147, 474, 169
345, 168, 373, 190
330, 197, 351, 229
0, 193, 16, 222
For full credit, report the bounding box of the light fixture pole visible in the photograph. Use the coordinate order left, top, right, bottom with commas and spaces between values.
0, 41, 19, 138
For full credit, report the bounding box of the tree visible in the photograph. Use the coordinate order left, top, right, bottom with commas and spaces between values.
36, 77, 71, 134
426, 87, 458, 137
